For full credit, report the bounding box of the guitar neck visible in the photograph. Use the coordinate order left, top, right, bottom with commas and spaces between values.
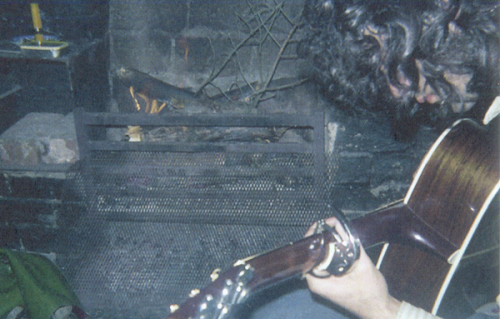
167, 232, 332, 319
242, 199, 463, 288
167, 202, 466, 319
244, 198, 463, 290
242, 232, 331, 290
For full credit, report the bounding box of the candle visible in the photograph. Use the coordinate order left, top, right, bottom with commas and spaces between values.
30, 3, 44, 42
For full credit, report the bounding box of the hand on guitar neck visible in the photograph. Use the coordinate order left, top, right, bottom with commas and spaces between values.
305, 217, 401, 319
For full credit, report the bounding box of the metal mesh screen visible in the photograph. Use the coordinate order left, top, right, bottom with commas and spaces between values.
58, 110, 335, 319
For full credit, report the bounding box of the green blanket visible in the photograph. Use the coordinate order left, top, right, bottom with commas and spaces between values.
0, 249, 85, 319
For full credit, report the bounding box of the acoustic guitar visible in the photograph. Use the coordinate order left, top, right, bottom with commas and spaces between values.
167, 118, 499, 319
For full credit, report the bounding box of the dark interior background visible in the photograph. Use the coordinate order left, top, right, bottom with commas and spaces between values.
0, 1, 497, 319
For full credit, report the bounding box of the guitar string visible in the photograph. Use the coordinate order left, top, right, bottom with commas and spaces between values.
461, 244, 499, 260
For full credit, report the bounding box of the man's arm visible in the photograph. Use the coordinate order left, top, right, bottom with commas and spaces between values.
304, 217, 441, 319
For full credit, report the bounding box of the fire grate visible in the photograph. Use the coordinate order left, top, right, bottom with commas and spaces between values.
58, 109, 336, 319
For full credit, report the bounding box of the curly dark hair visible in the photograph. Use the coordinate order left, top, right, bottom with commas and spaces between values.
299, 0, 500, 139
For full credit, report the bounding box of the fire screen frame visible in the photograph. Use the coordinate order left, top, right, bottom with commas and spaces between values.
61, 109, 336, 319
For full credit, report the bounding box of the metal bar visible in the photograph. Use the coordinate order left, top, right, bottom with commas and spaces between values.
83, 164, 315, 176
76, 109, 320, 128
74, 108, 90, 160
74, 109, 325, 158
84, 140, 313, 153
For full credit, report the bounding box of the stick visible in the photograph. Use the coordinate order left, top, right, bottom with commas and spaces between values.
253, 22, 299, 108
195, 3, 283, 95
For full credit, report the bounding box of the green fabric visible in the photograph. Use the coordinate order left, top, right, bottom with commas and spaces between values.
0, 249, 84, 319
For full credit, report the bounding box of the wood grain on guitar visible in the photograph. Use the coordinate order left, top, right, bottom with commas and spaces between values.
379, 119, 499, 313
167, 119, 499, 319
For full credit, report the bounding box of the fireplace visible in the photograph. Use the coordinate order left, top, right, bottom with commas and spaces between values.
0, 1, 498, 319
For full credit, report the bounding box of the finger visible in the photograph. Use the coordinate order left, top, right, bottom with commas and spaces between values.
304, 217, 340, 237
305, 221, 318, 237
307, 242, 370, 280
305, 217, 351, 244
331, 218, 349, 243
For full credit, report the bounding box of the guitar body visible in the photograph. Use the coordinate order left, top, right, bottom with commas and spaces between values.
378, 119, 500, 313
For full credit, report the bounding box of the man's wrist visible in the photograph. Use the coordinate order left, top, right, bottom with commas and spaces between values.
395, 301, 443, 319
383, 296, 402, 319
359, 296, 401, 319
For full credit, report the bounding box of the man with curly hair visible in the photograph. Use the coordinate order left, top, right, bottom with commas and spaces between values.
299, 0, 499, 139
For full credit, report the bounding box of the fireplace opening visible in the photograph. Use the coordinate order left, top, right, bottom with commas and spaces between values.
0, 1, 498, 319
